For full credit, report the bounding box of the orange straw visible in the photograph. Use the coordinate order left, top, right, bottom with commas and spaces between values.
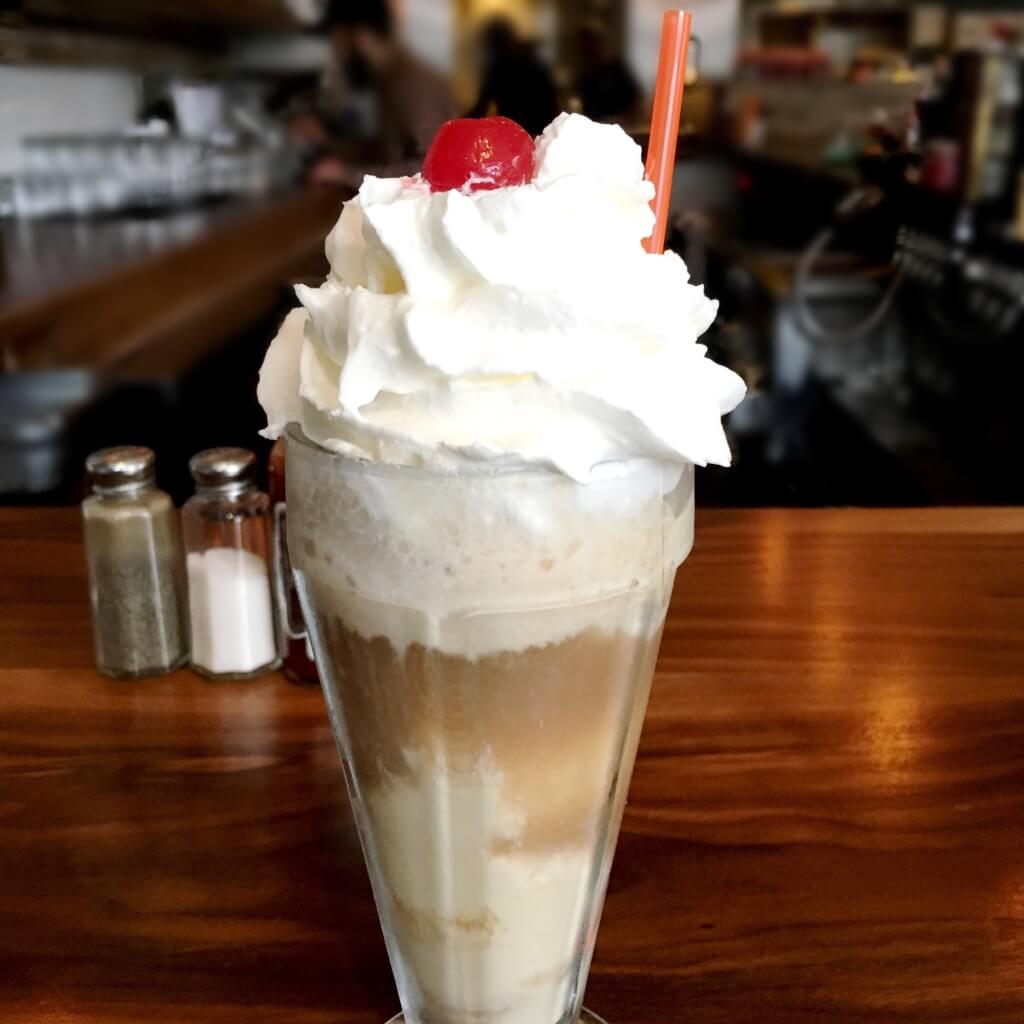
643, 10, 693, 255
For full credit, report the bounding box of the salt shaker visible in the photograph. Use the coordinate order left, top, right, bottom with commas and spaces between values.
182, 447, 280, 679
82, 447, 189, 678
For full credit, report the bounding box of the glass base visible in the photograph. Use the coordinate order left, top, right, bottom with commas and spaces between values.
190, 657, 281, 681
96, 651, 189, 679
386, 1013, 608, 1024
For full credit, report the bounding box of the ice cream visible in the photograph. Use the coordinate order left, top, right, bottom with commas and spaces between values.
286, 437, 677, 1024
258, 112, 745, 482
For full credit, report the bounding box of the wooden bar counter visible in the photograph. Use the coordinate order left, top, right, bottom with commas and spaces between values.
0, 507, 1022, 1022
0, 189, 343, 376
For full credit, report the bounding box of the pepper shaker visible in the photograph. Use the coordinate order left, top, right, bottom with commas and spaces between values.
82, 447, 189, 679
182, 448, 280, 679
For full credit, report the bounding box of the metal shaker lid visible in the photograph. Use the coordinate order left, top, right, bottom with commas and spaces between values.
86, 446, 156, 493
189, 447, 257, 492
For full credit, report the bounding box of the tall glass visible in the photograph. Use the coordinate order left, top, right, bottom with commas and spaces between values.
286, 426, 694, 1024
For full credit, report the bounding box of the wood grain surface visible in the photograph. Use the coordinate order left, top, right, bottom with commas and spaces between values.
1, 507, 1022, 1023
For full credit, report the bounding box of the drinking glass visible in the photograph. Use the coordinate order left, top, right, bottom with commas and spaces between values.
286, 426, 694, 1024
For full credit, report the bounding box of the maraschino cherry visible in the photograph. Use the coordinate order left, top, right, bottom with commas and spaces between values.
422, 116, 535, 193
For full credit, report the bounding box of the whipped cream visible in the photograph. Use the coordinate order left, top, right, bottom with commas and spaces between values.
259, 113, 744, 481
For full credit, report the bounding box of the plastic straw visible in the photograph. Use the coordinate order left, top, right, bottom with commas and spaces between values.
643, 10, 693, 255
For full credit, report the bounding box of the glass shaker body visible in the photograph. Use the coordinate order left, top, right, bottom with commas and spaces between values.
182, 450, 280, 679
82, 449, 189, 679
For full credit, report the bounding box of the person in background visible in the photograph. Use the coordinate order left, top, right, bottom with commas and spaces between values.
307, 0, 456, 187
574, 21, 642, 126
468, 17, 559, 137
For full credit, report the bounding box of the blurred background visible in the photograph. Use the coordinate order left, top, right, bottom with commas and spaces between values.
1, 0, 1021, 507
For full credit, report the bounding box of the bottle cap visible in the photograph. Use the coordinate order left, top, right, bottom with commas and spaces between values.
86, 446, 156, 494
189, 447, 258, 493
